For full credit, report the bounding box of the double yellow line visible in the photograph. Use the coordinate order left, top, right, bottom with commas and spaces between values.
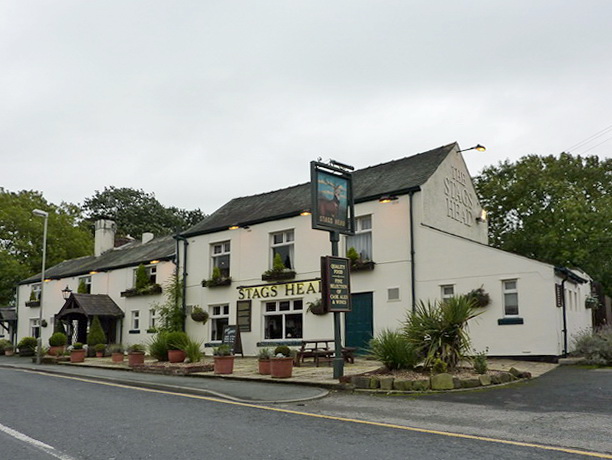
25, 370, 612, 459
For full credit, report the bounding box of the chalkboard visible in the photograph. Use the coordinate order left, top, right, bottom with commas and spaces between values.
221, 325, 243, 356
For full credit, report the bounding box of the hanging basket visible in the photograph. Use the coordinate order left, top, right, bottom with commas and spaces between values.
190, 308, 209, 323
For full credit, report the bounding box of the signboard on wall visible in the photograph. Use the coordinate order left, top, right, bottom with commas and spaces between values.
321, 256, 352, 312
310, 161, 355, 235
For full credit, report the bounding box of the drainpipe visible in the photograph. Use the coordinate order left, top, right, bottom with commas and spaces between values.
174, 234, 189, 331
561, 276, 568, 357
409, 191, 416, 313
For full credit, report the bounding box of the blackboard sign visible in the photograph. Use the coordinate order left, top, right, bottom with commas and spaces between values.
221, 325, 243, 356
321, 256, 352, 312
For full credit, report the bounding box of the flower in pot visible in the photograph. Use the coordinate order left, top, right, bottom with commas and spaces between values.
166, 331, 189, 363
70, 342, 86, 363
257, 347, 272, 375
48, 332, 67, 356
94, 343, 107, 358
270, 345, 294, 378
108, 344, 124, 363
127, 343, 146, 366
213, 344, 235, 374
17, 336, 38, 357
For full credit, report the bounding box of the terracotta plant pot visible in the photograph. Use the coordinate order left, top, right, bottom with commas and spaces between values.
4, 349, 14, 356
48, 346, 65, 356
128, 351, 145, 366
258, 359, 271, 375
168, 349, 186, 363
70, 349, 86, 363
96, 351, 104, 358
213, 355, 235, 374
270, 357, 293, 378
111, 352, 124, 363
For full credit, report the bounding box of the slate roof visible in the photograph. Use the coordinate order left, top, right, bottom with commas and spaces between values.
183, 143, 455, 236
0, 308, 17, 322
56, 294, 124, 319
20, 235, 176, 285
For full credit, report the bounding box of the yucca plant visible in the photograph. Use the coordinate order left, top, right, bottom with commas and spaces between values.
404, 296, 481, 370
183, 338, 203, 363
368, 329, 418, 370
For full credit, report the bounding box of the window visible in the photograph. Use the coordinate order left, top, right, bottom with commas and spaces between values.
30, 318, 40, 338
502, 280, 519, 316
211, 241, 231, 278
264, 300, 303, 340
131, 310, 140, 330
441, 285, 455, 301
78, 276, 92, 294
149, 309, 157, 330
346, 215, 372, 261
210, 304, 229, 341
30, 284, 41, 301
271, 230, 294, 269
133, 265, 157, 287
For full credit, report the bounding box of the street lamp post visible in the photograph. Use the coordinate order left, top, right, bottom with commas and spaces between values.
33, 209, 48, 365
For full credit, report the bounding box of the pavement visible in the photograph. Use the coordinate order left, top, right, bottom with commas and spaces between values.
0, 354, 559, 404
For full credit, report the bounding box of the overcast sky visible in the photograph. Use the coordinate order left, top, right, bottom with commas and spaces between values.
2, 1, 611, 214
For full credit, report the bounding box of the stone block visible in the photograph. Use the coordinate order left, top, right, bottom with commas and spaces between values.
393, 379, 413, 391
453, 377, 461, 389
412, 379, 430, 391
379, 377, 395, 391
509, 367, 522, 378
430, 373, 454, 390
499, 372, 512, 383
478, 375, 492, 386
369, 377, 380, 389
460, 378, 481, 388
352, 376, 371, 389
490, 374, 502, 384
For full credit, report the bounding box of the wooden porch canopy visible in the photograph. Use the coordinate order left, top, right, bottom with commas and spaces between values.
0, 308, 16, 332
56, 294, 124, 320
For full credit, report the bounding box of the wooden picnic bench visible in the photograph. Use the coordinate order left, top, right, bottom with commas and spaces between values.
295, 340, 358, 367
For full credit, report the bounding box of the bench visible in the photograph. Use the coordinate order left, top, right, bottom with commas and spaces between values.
295, 339, 334, 367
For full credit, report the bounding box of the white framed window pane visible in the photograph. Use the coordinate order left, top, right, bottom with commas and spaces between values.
504, 293, 519, 315
504, 281, 517, 291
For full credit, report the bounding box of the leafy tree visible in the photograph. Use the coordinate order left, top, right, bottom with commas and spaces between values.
82, 186, 205, 238
474, 153, 612, 295
153, 274, 185, 332
134, 264, 151, 291
0, 189, 93, 305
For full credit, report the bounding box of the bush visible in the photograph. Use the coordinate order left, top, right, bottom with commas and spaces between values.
184, 338, 203, 363
473, 348, 489, 374
49, 332, 67, 347
274, 345, 291, 357
166, 331, 189, 351
17, 336, 38, 352
404, 296, 481, 370
135, 264, 151, 291
53, 320, 66, 335
148, 332, 169, 361
572, 326, 612, 365
0, 339, 12, 352
214, 344, 232, 356
87, 316, 107, 347
432, 358, 448, 374
368, 329, 418, 370
94, 343, 106, 353
108, 344, 124, 354
258, 347, 272, 359
128, 343, 145, 353
72, 342, 84, 350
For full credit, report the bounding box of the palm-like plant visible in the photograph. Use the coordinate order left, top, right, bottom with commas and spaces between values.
404, 296, 481, 370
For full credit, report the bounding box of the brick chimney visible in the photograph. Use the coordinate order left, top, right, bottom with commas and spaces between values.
94, 219, 117, 256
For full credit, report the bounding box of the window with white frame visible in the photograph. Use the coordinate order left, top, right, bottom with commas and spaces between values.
30, 318, 40, 338
131, 310, 140, 330
132, 265, 157, 287
502, 280, 519, 316
78, 276, 92, 294
346, 215, 372, 261
211, 241, 231, 278
271, 230, 294, 269
149, 309, 157, 330
441, 285, 455, 301
30, 284, 41, 301
264, 300, 303, 340
210, 304, 229, 341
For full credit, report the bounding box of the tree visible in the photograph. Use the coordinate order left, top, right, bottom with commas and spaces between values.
82, 186, 205, 238
153, 274, 185, 332
0, 189, 93, 305
474, 153, 612, 295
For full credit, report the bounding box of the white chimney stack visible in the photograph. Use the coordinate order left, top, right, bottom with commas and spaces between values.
142, 232, 154, 244
94, 220, 117, 256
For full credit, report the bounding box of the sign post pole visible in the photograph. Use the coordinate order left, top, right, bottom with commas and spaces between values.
330, 231, 343, 379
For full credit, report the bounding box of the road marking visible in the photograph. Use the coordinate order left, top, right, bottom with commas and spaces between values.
21, 369, 612, 459
0, 422, 79, 460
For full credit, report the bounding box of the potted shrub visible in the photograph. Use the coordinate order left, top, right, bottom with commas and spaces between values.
270, 345, 293, 378
261, 253, 296, 281
4, 345, 15, 356
48, 332, 67, 356
257, 347, 272, 375
94, 343, 106, 358
17, 336, 37, 357
70, 342, 86, 363
166, 331, 188, 363
202, 266, 232, 288
109, 344, 124, 363
0, 339, 11, 356
127, 343, 146, 366
87, 315, 107, 357
213, 344, 235, 374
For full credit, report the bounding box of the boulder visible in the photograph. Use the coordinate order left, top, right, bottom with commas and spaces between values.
379, 377, 394, 391
412, 379, 431, 391
352, 376, 371, 389
393, 379, 413, 391
478, 374, 492, 386
430, 373, 454, 390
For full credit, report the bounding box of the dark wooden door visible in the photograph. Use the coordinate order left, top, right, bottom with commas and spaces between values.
345, 292, 373, 352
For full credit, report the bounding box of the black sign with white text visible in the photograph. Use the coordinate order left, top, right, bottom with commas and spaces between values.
321, 256, 351, 312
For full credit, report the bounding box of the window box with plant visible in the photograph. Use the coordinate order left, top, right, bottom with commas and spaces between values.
202, 266, 232, 288
346, 247, 375, 272
262, 253, 296, 281
213, 344, 235, 374
120, 264, 163, 297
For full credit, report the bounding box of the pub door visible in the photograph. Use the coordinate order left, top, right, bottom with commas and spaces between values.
345, 292, 373, 353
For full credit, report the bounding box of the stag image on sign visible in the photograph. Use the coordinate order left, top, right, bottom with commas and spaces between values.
310, 162, 354, 234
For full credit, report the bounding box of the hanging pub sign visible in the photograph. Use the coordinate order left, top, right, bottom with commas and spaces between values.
310, 161, 355, 235
321, 256, 352, 312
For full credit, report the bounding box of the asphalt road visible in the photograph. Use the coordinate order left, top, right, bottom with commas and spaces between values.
1, 366, 611, 459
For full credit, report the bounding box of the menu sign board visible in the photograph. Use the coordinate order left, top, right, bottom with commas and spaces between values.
321, 256, 351, 312
221, 325, 243, 356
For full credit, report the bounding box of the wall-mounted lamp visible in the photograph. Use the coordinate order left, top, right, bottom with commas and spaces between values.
379, 195, 398, 203
458, 144, 486, 153
228, 225, 240, 230
61, 285, 72, 300
300, 210, 312, 216
89, 271, 98, 275
149, 260, 160, 264
476, 209, 488, 223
